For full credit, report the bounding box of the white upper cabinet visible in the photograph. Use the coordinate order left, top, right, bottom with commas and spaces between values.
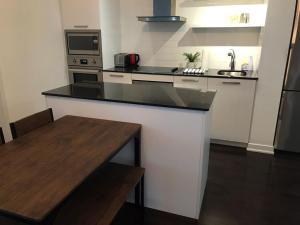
60, 0, 101, 29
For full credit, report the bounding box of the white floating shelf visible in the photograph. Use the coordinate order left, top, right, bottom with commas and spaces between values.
190, 4, 267, 28
191, 25, 263, 28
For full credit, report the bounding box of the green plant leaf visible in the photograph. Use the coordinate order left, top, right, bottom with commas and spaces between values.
183, 52, 201, 62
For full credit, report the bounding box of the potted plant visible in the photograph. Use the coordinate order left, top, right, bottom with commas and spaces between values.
183, 52, 201, 68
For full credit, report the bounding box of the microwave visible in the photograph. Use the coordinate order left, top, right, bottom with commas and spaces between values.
65, 30, 103, 68
69, 68, 103, 84
65, 30, 101, 55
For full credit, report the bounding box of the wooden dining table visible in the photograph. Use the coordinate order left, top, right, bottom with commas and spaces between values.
0, 115, 142, 225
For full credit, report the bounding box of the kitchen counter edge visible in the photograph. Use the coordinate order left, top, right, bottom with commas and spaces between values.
103, 67, 259, 80
42, 84, 216, 112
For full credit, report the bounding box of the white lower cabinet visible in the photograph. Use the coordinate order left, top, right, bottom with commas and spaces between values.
103, 72, 132, 84
208, 78, 257, 144
102, 71, 257, 144
132, 74, 173, 83
174, 76, 208, 90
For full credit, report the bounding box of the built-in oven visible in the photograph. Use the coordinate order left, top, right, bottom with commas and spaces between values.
69, 68, 102, 84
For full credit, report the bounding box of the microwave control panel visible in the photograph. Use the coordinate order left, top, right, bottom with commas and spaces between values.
67, 55, 102, 68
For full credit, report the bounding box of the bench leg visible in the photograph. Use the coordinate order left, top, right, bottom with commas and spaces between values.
140, 175, 145, 225
135, 182, 141, 205
141, 176, 144, 209
134, 176, 145, 225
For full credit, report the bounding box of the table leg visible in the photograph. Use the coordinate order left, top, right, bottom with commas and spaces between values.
134, 130, 141, 167
135, 182, 141, 206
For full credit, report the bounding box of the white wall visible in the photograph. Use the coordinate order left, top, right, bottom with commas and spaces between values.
119, 0, 264, 70
248, 0, 296, 154
0, 69, 11, 141
100, 0, 121, 68
0, 0, 68, 131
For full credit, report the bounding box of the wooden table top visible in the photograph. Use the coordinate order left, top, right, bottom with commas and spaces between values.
0, 116, 141, 222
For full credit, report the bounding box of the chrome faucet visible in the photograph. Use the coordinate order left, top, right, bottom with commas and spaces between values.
228, 49, 236, 71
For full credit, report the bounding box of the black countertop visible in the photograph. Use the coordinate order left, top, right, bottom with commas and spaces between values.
104, 66, 258, 80
42, 82, 216, 111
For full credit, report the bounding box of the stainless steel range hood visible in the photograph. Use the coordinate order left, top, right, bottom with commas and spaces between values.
138, 0, 186, 22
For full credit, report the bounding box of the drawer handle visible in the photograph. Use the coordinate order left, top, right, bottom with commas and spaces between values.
181, 79, 198, 82
222, 81, 241, 85
110, 74, 124, 78
74, 25, 89, 28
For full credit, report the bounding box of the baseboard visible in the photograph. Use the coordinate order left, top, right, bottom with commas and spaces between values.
247, 143, 274, 155
211, 139, 248, 148
211, 140, 275, 155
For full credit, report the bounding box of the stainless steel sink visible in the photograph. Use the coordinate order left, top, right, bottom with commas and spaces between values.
217, 70, 247, 77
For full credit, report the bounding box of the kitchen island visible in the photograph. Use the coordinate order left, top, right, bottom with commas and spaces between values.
42, 81, 216, 219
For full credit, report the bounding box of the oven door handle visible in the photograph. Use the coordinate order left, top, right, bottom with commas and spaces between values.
69, 69, 100, 74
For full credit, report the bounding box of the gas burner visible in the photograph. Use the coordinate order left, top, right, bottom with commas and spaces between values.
183, 68, 205, 75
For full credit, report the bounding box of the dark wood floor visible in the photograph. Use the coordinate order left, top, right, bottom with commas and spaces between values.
199, 144, 300, 225
112, 144, 300, 225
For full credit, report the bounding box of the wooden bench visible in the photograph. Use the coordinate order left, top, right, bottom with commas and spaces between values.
53, 163, 145, 225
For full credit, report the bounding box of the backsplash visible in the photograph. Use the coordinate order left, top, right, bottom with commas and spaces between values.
120, 0, 265, 70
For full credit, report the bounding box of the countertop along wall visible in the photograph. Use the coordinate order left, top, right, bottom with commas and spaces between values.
119, 0, 264, 70
0, 0, 68, 140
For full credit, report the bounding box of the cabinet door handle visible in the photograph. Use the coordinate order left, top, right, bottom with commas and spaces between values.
110, 74, 124, 78
222, 81, 241, 85
74, 25, 89, 28
181, 79, 198, 82
69, 69, 99, 73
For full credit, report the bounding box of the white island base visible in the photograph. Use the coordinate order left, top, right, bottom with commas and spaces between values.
46, 96, 211, 219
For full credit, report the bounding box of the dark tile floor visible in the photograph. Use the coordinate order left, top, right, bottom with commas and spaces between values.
113, 144, 300, 225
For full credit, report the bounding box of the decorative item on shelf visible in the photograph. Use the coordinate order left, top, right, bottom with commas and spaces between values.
229, 15, 239, 25
183, 52, 201, 69
240, 13, 250, 24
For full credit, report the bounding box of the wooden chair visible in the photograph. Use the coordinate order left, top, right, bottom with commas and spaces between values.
0, 127, 5, 144
10, 108, 54, 139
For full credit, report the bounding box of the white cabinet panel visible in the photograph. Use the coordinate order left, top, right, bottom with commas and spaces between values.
60, 0, 100, 29
174, 76, 208, 90
132, 74, 173, 83
103, 72, 132, 84
208, 78, 256, 143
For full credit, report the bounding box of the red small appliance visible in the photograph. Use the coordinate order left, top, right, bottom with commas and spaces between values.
128, 54, 140, 67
